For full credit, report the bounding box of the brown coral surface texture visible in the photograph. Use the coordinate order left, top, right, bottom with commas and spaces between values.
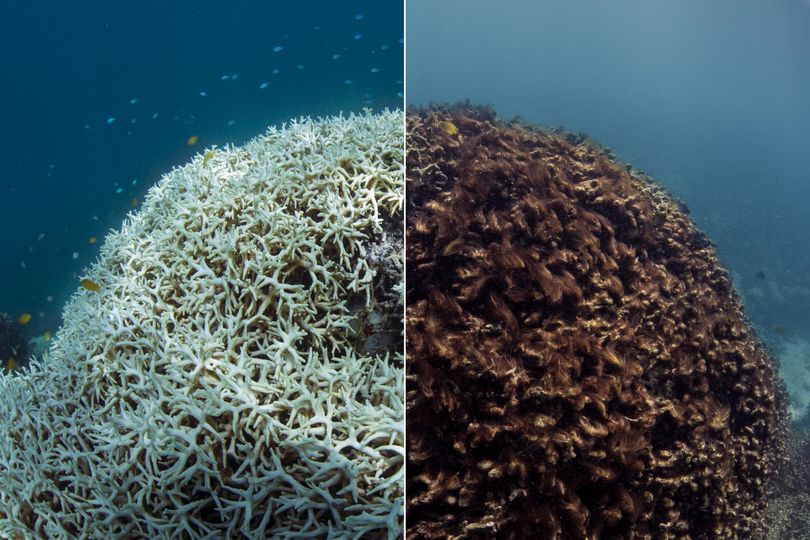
405, 106, 788, 540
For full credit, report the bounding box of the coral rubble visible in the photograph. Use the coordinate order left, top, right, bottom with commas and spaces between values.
767, 430, 810, 539
0, 110, 404, 539
406, 104, 788, 539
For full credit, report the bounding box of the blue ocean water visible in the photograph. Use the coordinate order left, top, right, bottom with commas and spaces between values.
0, 0, 403, 350
408, 0, 810, 422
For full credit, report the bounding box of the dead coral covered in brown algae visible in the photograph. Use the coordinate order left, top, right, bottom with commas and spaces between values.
405, 104, 789, 539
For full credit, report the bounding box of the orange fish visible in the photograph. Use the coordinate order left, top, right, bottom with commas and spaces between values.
131, 197, 139, 208
80, 278, 101, 292
43, 331, 52, 342
18, 313, 31, 325
6, 358, 16, 370
89, 236, 97, 244
187, 135, 199, 146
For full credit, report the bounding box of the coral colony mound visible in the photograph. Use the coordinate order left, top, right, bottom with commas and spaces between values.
0, 110, 404, 539
406, 104, 788, 539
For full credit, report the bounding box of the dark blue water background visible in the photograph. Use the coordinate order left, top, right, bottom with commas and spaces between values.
408, 0, 810, 419
0, 0, 403, 345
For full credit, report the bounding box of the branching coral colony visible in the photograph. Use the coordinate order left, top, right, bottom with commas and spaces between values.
406, 104, 788, 539
0, 110, 404, 539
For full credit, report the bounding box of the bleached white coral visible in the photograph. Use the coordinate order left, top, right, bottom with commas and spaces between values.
0, 110, 404, 539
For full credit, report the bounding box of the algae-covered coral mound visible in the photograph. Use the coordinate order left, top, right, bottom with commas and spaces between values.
406, 105, 788, 539
0, 110, 404, 539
